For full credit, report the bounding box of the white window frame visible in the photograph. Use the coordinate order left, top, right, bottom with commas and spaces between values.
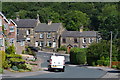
47, 41, 52, 47
83, 38, 87, 43
9, 26, 14, 32
0, 19, 2, 26
89, 38, 93, 43
40, 33, 44, 38
26, 30, 30, 35
26, 38, 30, 42
4, 24, 8, 30
47, 32, 51, 38
39, 41, 44, 47
20, 41, 25, 46
82, 45, 86, 48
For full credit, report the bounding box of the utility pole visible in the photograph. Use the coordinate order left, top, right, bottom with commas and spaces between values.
110, 31, 112, 68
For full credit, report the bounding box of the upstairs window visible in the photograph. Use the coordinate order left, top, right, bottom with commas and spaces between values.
63, 38, 66, 43
26, 30, 30, 35
26, 38, 30, 42
9, 26, 14, 32
10, 38, 14, 44
20, 41, 25, 46
89, 38, 93, 43
47, 32, 51, 38
40, 33, 44, 39
83, 38, 86, 43
0, 19, 2, 26
74, 38, 78, 43
4, 24, 8, 30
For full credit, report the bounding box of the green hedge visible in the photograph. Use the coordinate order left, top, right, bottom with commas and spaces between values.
70, 48, 86, 65
57, 46, 67, 52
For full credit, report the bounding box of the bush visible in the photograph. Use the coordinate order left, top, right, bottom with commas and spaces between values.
3, 61, 11, 69
70, 48, 86, 65
112, 65, 117, 68
57, 46, 67, 52
18, 69, 25, 72
116, 63, 120, 69
0, 68, 3, 73
6, 54, 22, 59
17, 64, 26, 69
97, 60, 104, 66
0, 51, 6, 68
5, 44, 16, 54
12, 66, 18, 71
25, 63, 32, 71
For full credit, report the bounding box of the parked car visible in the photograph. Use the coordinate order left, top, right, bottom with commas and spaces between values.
47, 53, 65, 72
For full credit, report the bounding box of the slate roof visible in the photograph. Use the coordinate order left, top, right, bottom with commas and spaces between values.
35, 23, 62, 32
61, 31, 97, 37
13, 19, 37, 28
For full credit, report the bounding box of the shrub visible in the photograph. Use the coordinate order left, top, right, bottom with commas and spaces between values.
116, 63, 120, 69
0, 68, 3, 73
5, 44, 16, 54
25, 63, 32, 71
70, 48, 86, 65
92, 62, 96, 66
0, 51, 6, 68
3, 61, 11, 69
12, 66, 18, 71
57, 46, 67, 52
112, 65, 117, 68
17, 64, 26, 69
18, 69, 25, 72
6, 54, 22, 59
97, 60, 104, 66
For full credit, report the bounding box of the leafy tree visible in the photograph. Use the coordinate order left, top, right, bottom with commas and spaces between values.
87, 40, 118, 66
98, 4, 119, 40
63, 10, 91, 31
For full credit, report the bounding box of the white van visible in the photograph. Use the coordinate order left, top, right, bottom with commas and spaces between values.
47, 54, 65, 72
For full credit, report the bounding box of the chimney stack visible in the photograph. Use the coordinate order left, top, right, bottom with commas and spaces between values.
36, 14, 40, 26
80, 26, 83, 32
16, 12, 20, 21
48, 19, 52, 25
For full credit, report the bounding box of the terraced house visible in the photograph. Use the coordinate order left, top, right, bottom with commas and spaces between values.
61, 27, 101, 49
0, 12, 17, 51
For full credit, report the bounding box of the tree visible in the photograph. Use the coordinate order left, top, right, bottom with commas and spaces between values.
87, 40, 118, 66
98, 4, 119, 40
63, 10, 91, 31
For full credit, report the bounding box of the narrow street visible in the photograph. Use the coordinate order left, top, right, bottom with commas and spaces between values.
24, 52, 106, 78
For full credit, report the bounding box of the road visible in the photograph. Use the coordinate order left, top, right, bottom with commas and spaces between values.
25, 52, 106, 78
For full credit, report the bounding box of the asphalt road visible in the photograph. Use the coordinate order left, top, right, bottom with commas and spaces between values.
25, 52, 106, 78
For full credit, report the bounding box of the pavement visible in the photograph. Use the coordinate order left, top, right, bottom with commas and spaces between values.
86, 66, 120, 78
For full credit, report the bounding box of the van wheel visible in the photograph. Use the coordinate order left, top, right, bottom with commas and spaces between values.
61, 69, 64, 72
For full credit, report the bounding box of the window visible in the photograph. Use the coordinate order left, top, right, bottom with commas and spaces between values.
0, 38, 4, 47
47, 41, 52, 47
20, 41, 25, 46
0, 31, 2, 35
82, 45, 86, 48
4, 24, 8, 30
0, 19, 2, 26
9, 26, 14, 32
63, 38, 66, 43
47, 32, 51, 38
39, 41, 44, 47
26, 38, 30, 42
89, 38, 93, 43
74, 38, 78, 43
10, 38, 14, 44
40, 33, 44, 38
74, 45, 77, 47
83, 38, 86, 43
26, 30, 30, 35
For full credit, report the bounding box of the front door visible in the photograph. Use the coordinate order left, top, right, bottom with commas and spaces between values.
35, 41, 38, 47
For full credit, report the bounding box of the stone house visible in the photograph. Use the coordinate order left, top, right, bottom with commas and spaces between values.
61, 27, 101, 49
34, 20, 65, 49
